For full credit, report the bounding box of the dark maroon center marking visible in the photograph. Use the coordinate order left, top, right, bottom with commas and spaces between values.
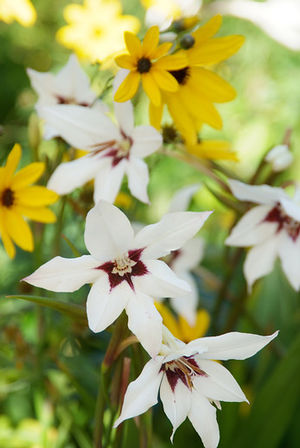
89, 131, 133, 167
56, 95, 89, 107
161, 355, 207, 392
137, 57, 152, 74
1, 188, 14, 207
96, 248, 148, 291
264, 202, 300, 241
169, 67, 190, 85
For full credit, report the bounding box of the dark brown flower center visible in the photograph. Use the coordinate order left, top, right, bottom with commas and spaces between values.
161, 355, 207, 391
1, 188, 14, 207
169, 67, 190, 85
264, 202, 300, 241
137, 57, 152, 74
162, 125, 179, 144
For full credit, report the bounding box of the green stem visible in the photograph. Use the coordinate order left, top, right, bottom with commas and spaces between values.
53, 196, 67, 256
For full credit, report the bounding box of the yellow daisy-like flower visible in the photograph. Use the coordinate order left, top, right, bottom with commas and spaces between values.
57, 0, 140, 63
114, 26, 187, 106
0, 0, 36, 26
155, 301, 210, 343
150, 15, 245, 144
0, 144, 58, 258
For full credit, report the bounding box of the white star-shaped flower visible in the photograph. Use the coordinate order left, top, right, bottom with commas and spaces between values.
115, 326, 278, 447
27, 54, 106, 139
23, 200, 211, 356
226, 179, 300, 290
39, 76, 162, 204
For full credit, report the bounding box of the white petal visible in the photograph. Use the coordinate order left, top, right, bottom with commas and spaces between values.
169, 271, 198, 325
27, 68, 57, 105
278, 232, 300, 290
54, 54, 97, 104
193, 359, 247, 403
168, 184, 201, 213
135, 211, 212, 259
84, 200, 134, 262
114, 357, 164, 427
136, 259, 191, 299
38, 105, 120, 150
226, 205, 276, 247
188, 392, 220, 448
160, 375, 191, 442
86, 276, 130, 332
172, 237, 204, 271
244, 237, 279, 289
126, 292, 163, 357
47, 155, 103, 195
94, 159, 126, 203
188, 331, 279, 361
279, 197, 300, 221
23, 255, 100, 292
113, 102, 134, 137
131, 125, 162, 158
228, 179, 287, 205
126, 157, 149, 203
265, 144, 293, 172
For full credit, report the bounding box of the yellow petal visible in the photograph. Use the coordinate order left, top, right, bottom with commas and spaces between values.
165, 93, 198, 145
149, 101, 164, 130
142, 73, 161, 107
124, 31, 142, 58
16, 186, 58, 207
155, 51, 188, 70
4, 208, 33, 252
178, 86, 223, 130
155, 302, 181, 339
114, 71, 140, 102
192, 15, 222, 45
142, 25, 159, 57
152, 42, 173, 59
189, 67, 236, 103
0, 210, 15, 258
115, 54, 135, 70
179, 309, 210, 342
187, 140, 238, 161
152, 68, 179, 92
190, 35, 245, 66
16, 205, 57, 223
11, 162, 45, 190
3, 144, 22, 185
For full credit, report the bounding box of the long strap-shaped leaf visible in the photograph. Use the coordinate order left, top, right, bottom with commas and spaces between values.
6, 295, 87, 322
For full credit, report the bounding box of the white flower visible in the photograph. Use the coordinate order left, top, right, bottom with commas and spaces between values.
23, 200, 211, 356
226, 179, 300, 290
265, 144, 293, 172
145, 0, 202, 31
210, 0, 300, 50
157, 185, 204, 325
27, 54, 107, 139
114, 326, 278, 447
40, 72, 162, 204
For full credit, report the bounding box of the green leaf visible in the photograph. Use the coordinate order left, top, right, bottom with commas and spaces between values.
5, 295, 87, 322
232, 332, 300, 448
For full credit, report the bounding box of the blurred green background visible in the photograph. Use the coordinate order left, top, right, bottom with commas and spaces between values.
0, 0, 299, 447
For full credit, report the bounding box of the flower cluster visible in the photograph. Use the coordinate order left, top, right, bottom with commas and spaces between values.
3, 7, 293, 448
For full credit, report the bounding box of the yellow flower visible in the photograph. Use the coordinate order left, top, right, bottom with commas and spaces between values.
155, 301, 210, 343
0, 144, 58, 258
150, 15, 245, 144
114, 26, 187, 106
187, 139, 238, 161
57, 0, 140, 63
0, 0, 36, 26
